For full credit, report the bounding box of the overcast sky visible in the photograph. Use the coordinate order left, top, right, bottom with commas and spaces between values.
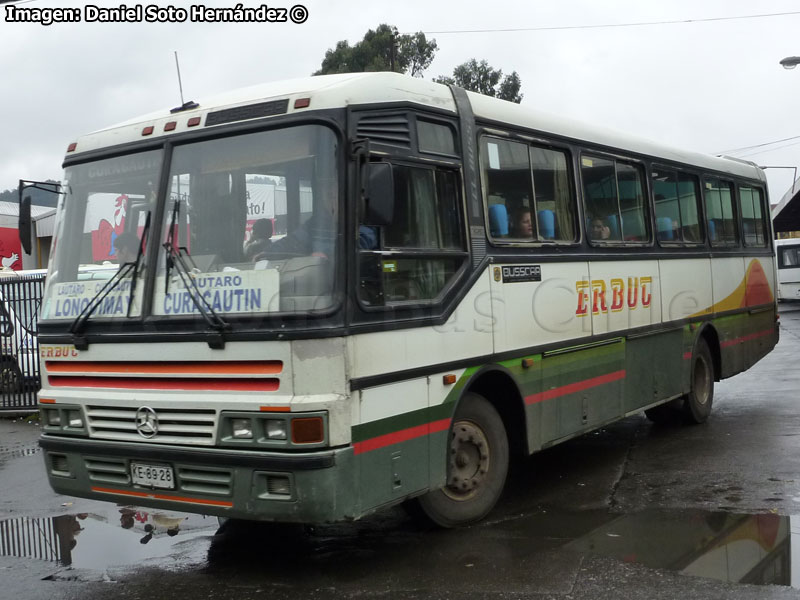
3, 0, 800, 205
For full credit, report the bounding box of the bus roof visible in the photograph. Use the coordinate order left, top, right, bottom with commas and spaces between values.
68, 72, 763, 182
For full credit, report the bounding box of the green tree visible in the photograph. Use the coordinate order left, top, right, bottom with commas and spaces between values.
314, 24, 438, 77
435, 59, 523, 103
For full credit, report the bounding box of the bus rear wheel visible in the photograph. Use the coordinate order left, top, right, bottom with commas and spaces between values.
683, 338, 714, 424
411, 393, 509, 528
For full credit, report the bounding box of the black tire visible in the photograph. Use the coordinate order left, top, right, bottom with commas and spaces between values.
410, 392, 509, 528
644, 399, 682, 425
682, 337, 715, 424
0, 360, 21, 394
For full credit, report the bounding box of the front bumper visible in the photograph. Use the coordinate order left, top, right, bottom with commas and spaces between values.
40, 434, 359, 523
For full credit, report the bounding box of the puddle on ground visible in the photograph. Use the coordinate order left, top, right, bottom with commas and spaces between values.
0, 506, 797, 589
563, 508, 796, 588
0, 507, 217, 571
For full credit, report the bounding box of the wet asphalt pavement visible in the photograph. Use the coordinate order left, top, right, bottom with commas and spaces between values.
2, 305, 800, 599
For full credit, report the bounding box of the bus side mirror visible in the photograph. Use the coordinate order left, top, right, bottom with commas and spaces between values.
363, 163, 394, 226
19, 194, 32, 255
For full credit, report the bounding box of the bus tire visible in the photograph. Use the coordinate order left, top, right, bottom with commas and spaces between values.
411, 392, 509, 527
0, 360, 21, 393
644, 399, 682, 424
683, 338, 714, 424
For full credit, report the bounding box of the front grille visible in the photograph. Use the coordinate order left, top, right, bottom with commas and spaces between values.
86, 406, 217, 445
85, 457, 129, 485
178, 466, 233, 496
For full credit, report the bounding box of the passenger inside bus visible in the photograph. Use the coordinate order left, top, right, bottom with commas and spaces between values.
244, 218, 274, 261
509, 207, 534, 239
113, 232, 141, 264
589, 216, 612, 240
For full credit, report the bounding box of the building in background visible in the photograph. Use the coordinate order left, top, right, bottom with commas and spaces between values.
0, 201, 55, 271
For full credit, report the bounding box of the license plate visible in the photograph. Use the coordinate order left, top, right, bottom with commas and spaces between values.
131, 463, 175, 489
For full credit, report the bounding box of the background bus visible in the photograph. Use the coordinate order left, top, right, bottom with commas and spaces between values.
775, 238, 800, 302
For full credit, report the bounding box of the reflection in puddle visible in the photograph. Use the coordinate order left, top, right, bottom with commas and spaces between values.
565, 509, 793, 587
0, 506, 798, 589
0, 507, 217, 570
207, 509, 800, 590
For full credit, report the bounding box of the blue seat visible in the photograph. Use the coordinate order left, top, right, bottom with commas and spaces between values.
657, 216, 674, 241
537, 209, 555, 240
489, 204, 509, 237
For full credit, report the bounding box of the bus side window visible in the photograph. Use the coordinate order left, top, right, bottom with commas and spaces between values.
739, 185, 767, 247
480, 138, 534, 241
652, 168, 703, 244
704, 178, 738, 246
358, 166, 467, 307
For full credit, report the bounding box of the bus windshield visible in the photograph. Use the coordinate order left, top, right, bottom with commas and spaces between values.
154, 124, 339, 316
41, 150, 162, 321
41, 124, 339, 322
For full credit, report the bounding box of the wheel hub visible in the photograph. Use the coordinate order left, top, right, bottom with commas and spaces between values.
443, 420, 490, 501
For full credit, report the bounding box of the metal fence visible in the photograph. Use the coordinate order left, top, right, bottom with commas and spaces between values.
0, 273, 45, 412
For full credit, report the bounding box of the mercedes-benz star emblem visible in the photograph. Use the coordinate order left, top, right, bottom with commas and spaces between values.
135, 406, 159, 439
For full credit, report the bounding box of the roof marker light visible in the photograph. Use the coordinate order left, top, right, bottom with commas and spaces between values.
164, 121, 177, 132
294, 98, 311, 109
142, 126, 154, 136
67, 143, 77, 153
187, 116, 201, 127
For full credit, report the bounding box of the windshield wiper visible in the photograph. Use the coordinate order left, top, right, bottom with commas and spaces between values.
70, 211, 151, 346
69, 262, 136, 347
125, 211, 151, 317
162, 199, 230, 339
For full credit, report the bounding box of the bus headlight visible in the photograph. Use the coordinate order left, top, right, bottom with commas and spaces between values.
66, 410, 83, 428
265, 420, 287, 440
46, 410, 61, 427
231, 418, 253, 439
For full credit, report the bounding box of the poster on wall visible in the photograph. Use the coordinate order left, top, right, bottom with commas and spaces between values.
0, 227, 22, 270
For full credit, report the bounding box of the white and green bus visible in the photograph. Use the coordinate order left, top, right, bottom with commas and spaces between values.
38, 73, 778, 527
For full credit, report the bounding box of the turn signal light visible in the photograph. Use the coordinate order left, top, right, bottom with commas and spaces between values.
291, 417, 324, 444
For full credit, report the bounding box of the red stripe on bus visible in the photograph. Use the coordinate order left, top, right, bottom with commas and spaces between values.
48, 376, 279, 392
353, 418, 451, 456
525, 370, 627, 405
720, 328, 775, 349
91, 486, 233, 507
46, 360, 283, 375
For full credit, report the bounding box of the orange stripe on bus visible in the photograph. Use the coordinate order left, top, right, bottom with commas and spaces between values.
91, 486, 233, 507
260, 406, 291, 412
46, 360, 283, 375
38, 398, 56, 404
525, 369, 627, 405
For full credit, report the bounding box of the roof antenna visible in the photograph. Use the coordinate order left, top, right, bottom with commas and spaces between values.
170, 51, 199, 113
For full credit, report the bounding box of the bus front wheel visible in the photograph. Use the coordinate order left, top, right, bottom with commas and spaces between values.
683, 338, 714, 424
412, 393, 509, 527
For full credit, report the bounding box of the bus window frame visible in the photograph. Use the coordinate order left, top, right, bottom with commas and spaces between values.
737, 183, 768, 249
651, 163, 706, 248
702, 175, 740, 249
415, 115, 460, 160
479, 131, 579, 248
52, 117, 350, 327
579, 150, 653, 248
355, 156, 471, 312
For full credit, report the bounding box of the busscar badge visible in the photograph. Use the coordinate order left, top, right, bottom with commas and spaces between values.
501, 265, 541, 283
